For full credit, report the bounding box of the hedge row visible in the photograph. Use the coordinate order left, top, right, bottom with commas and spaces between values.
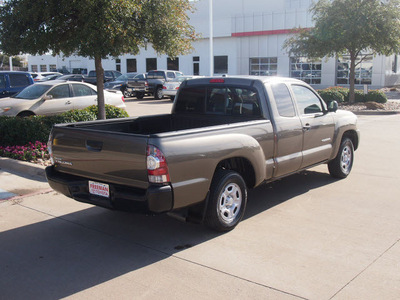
0, 105, 128, 146
317, 87, 387, 104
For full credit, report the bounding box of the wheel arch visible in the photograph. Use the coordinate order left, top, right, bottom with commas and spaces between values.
214, 157, 256, 189
17, 110, 35, 117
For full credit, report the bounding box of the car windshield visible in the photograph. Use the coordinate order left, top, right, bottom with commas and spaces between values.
12, 84, 52, 100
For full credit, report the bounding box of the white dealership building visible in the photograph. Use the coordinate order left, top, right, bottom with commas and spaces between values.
28, 0, 400, 89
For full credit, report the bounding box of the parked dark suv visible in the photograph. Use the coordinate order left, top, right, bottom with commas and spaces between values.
0, 71, 34, 98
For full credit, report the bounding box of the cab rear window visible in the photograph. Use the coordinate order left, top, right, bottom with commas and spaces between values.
175, 86, 261, 117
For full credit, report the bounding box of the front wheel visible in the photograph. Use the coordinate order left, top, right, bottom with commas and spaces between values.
204, 170, 247, 232
328, 138, 354, 178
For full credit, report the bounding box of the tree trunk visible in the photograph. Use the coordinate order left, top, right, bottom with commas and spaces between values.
94, 55, 106, 120
348, 52, 356, 104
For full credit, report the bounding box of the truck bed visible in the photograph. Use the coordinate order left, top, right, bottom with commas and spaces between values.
63, 113, 259, 135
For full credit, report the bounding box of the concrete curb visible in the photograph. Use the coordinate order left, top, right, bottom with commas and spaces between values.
0, 157, 46, 180
353, 110, 400, 116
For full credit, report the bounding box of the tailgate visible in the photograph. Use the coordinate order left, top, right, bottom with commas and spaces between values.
51, 127, 149, 189
127, 80, 145, 88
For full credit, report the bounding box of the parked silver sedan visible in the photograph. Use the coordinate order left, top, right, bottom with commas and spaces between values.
162, 76, 202, 100
0, 81, 126, 117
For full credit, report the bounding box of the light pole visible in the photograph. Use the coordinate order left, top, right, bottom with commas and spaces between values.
209, 0, 213, 76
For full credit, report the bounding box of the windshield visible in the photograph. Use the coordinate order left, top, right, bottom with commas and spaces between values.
12, 84, 52, 100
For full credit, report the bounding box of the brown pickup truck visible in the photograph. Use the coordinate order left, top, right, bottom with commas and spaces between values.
46, 76, 360, 231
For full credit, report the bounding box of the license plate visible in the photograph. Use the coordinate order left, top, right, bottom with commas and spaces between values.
89, 181, 110, 198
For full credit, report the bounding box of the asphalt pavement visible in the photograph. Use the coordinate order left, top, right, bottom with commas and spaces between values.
0, 110, 400, 299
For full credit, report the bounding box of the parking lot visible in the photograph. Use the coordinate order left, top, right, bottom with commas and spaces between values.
0, 107, 399, 299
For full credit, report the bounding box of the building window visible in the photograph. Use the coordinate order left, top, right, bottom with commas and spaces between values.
49, 64, 57, 72
193, 56, 200, 75
31, 65, 38, 72
337, 54, 373, 85
250, 57, 277, 76
146, 58, 157, 72
40, 65, 47, 72
214, 56, 228, 74
167, 57, 179, 70
290, 57, 322, 84
127, 59, 137, 73
116, 58, 121, 72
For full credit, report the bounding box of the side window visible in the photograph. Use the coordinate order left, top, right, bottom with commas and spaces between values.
167, 72, 175, 79
291, 85, 323, 115
72, 84, 96, 97
47, 85, 70, 99
105, 71, 113, 77
0, 75, 6, 89
271, 83, 296, 117
9, 74, 30, 87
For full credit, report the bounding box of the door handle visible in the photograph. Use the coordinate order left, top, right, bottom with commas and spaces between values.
65, 100, 72, 105
86, 140, 103, 152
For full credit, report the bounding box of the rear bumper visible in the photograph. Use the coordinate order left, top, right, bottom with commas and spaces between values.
45, 166, 173, 213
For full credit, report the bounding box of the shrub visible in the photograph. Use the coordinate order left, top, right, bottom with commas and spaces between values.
365, 90, 387, 104
354, 89, 365, 103
0, 105, 128, 146
318, 88, 345, 104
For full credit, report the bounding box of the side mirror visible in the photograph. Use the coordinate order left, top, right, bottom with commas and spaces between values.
328, 100, 338, 113
43, 95, 53, 101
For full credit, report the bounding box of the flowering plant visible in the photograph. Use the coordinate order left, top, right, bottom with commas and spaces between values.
0, 141, 49, 163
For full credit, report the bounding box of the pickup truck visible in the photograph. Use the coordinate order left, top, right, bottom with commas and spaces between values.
127, 70, 183, 100
45, 76, 360, 231
83, 70, 122, 85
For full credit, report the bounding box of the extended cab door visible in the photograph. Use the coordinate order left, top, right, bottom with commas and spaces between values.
269, 83, 304, 177
290, 84, 335, 168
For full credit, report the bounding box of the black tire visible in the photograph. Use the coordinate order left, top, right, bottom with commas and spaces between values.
204, 169, 247, 232
136, 92, 144, 99
154, 87, 163, 100
328, 137, 354, 178
169, 96, 175, 101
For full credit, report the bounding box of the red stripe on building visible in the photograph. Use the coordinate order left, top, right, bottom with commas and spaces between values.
232, 28, 311, 37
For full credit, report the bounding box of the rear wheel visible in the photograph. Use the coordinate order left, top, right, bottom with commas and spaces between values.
154, 87, 163, 100
136, 92, 144, 99
122, 88, 131, 98
328, 137, 354, 178
204, 170, 247, 232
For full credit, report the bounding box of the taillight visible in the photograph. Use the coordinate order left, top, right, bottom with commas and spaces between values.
145, 81, 149, 87
121, 96, 125, 102
163, 86, 167, 89
147, 145, 170, 183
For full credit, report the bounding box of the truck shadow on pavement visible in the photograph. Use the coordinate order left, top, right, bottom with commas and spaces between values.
0, 169, 336, 299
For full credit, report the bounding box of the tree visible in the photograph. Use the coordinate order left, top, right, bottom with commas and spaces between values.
283, 0, 400, 103
0, 0, 197, 119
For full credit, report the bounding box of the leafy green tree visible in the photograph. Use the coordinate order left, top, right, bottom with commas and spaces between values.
283, 0, 400, 103
0, 0, 197, 118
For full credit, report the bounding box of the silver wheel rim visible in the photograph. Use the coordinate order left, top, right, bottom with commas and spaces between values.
157, 89, 163, 99
340, 145, 352, 174
218, 183, 242, 224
